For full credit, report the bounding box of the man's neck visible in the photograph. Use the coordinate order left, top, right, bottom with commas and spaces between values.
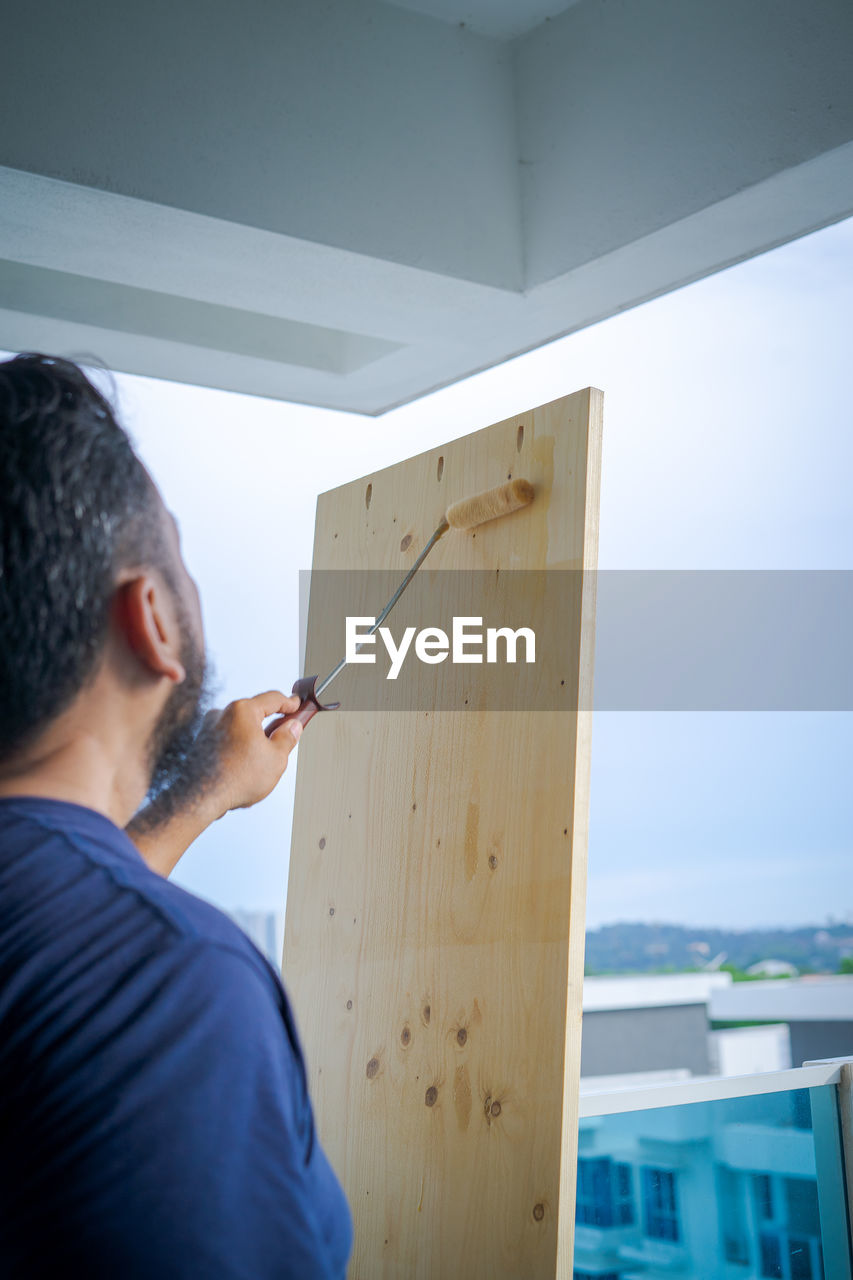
0, 730, 145, 828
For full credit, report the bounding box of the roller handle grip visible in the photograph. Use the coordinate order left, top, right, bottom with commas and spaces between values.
264, 675, 340, 738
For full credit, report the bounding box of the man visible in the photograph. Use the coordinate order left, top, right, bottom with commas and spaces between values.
0, 354, 352, 1276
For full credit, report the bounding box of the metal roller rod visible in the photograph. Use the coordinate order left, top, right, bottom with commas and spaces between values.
270, 479, 535, 733
315, 517, 449, 698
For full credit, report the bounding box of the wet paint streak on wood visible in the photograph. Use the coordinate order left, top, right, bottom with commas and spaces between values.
283, 389, 603, 1279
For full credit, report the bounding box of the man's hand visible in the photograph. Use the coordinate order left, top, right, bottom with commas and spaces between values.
200, 690, 303, 817
128, 690, 303, 877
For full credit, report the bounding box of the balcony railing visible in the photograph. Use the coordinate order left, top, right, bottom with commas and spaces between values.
574, 1057, 852, 1280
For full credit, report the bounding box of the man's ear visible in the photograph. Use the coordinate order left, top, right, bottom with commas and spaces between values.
113, 574, 186, 684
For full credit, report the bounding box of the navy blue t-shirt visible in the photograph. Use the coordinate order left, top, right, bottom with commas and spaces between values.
0, 796, 352, 1278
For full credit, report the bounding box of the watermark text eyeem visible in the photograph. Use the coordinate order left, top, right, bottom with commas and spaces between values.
346, 616, 536, 680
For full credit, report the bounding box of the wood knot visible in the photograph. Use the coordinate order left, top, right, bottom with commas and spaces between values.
318, 837, 326, 850
422, 1004, 431, 1026
400, 533, 412, 552
401, 1026, 411, 1046
425, 1085, 438, 1107
456, 1028, 467, 1047
366, 1057, 379, 1079
328, 907, 335, 916
490, 1100, 502, 1117
346, 1000, 353, 1010
488, 854, 498, 870
532, 1203, 545, 1222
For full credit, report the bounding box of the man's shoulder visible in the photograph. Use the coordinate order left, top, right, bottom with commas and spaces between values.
133, 865, 278, 983
0, 795, 305, 1084
0, 795, 278, 991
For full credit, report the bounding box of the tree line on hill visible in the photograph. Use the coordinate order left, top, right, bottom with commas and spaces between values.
584, 920, 853, 976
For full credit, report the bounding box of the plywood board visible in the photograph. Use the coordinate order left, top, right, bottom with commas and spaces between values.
283, 389, 602, 1279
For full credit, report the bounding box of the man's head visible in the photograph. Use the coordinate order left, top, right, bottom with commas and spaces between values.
0, 353, 217, 812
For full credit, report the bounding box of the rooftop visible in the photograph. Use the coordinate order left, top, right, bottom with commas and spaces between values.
710, 975, 853, 1023
583, 971, 732, 1012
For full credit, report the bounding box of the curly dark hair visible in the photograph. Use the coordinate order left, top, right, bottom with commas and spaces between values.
0, 353, 166, 762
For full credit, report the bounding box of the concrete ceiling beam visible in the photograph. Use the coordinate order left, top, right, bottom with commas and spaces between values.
1, 0, 851, 411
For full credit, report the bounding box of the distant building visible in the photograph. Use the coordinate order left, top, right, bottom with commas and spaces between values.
573, 1086, 824, 1278
745, 959, 800, 978
227, 910, 284, 968
708, 1023, 792, 1077
581, 974, 732, 1078
582, 973, 853, 1081
710, 976, 853, 1066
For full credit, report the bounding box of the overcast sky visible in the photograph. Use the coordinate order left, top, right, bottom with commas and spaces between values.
11, 215, 853, 931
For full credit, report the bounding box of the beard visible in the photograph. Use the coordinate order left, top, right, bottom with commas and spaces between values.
140, 609, 220, 822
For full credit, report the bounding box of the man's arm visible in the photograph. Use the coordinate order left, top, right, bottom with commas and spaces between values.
127, 690, 303, 876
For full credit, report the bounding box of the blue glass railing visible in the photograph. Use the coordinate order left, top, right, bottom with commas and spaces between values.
574, 1060, 851, 1280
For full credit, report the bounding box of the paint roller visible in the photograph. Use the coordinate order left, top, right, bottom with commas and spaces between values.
268, 478, 535, 732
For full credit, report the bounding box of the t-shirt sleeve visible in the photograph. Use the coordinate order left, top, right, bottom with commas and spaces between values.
54, 940, 353, 1280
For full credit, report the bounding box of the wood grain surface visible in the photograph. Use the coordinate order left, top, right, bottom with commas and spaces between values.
283, 389, 603, 1278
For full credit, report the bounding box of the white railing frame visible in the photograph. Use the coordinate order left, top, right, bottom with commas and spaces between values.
579, 1056, 851, 1118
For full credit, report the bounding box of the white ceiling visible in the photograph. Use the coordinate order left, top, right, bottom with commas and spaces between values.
383, 0, 578, 40
1, 0, 852, 412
